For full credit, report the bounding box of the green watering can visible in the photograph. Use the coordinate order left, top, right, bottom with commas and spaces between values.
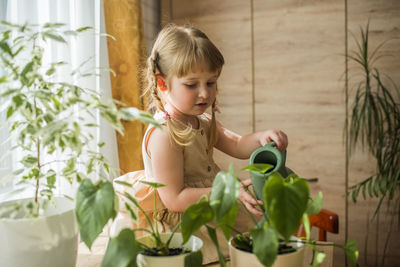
249, 142, 293, 200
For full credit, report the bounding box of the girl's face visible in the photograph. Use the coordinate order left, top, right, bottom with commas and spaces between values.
163, 65, 219, 122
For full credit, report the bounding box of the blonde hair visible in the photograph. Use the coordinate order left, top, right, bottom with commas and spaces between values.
143, 24, 224, 149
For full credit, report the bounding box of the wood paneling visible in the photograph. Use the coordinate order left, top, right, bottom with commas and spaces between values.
252, 0, 347, 264
161, 0, 400, 265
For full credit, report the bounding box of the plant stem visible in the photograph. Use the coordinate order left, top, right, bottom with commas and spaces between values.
34, 97, 41, 203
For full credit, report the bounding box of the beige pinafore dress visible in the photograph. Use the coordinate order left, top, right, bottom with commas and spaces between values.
117, 113, 254, 264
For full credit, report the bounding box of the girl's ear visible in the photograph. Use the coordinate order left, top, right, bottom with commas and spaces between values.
156, 75, 167, 92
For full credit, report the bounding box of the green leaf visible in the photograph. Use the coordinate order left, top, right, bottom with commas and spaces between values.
312, 251, 327, 267
373, 178, 380, 197
251, 225, 278, 267
42, 32, 66, 43
101, 229, 140, 267
140, 180, 165, 189
114, 180, 133, 187
184, 250, 203, 267
76, 26, 93, 32
242, 163, 274, 174
217, 203, 239, 241
306, 192, 323, 215
181, 200, 214, 244
6, 106, 14, 119
0, 41, 12, 55
20, 155, 38, 167
210, 166, 240, 220
124, 202, 137, 221
76, 178, 116, 249
263, 172, 309, 242
206, 226, 226, 267
119, 107, 161, 128
344, 239, 359, 267
43, 22, 65, 28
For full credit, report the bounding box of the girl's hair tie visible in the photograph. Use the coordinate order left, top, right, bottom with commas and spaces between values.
212, 104, 221, 113
164, 110, 170, 120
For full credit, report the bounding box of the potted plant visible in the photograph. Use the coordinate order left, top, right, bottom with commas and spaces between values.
344, 22, 399, 265
100, 179, 203, 267
181, 164, 359, 267
0, 21, 157, 267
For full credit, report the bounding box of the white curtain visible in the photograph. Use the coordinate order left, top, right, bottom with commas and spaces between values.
0, 0, 119, 200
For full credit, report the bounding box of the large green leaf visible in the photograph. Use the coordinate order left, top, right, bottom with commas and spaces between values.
76, 178, 116, 249
217, 203, 238, 241
263, 172, 309, 242
181, 200, 214, 244
101, 229, 140, 267
251, 225, 278, 267
210, 165, 240, 220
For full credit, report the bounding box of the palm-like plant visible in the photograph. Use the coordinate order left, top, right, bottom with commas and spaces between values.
347, 22, 400, 217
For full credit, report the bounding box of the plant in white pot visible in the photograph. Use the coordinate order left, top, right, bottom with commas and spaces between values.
181, 164, 359, 267
0, 21, 158, 267
100, 180, 203, 267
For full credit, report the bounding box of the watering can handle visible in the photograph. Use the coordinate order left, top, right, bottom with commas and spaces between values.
267, 141, 276, 148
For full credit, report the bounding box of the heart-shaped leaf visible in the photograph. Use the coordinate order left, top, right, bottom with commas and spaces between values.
263, 172, 309, 242
210, 164, 240, 219
217, 203, 239, 240
101, 229, 140, 267
306, 192, 323, 215
251, 224, 278, 267
76, 178, 116, 248
181, 200, 214, 244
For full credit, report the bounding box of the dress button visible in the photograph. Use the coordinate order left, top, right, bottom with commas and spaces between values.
207, 166, 211, 172
206, 149, 209, 154
201, 129, 204, 136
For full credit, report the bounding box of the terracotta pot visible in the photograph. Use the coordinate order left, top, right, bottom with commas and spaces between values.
136, 232, 203, 267
229, 237, 304, 267
0, 197, 78, 267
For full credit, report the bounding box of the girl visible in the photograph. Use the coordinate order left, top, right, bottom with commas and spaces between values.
137, 24, 287, 263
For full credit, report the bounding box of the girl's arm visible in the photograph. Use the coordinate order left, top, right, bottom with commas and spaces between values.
147, 127, 211, 212
214, 119, 288, 159
147, 125, 264, 216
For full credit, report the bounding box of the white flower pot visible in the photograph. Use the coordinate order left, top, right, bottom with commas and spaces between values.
0, 197, 79, 267
229, 237, 304, 267
136, 233, 203, 267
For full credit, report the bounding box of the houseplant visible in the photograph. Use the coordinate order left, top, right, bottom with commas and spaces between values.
181, 164, 359, 267
345, 22, 399, 264
100, 178, 203, 267
0, 20, 158, 267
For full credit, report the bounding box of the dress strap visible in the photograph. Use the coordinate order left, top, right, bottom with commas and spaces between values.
144, 127, 156, 151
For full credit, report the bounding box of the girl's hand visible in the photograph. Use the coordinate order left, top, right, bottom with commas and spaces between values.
259, 129, 288, 152
239, 179, 264, 217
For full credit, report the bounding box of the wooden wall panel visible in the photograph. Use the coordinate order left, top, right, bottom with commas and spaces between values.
253, 0, 347, 264
161, 0, 253, 171
347, 1, 400, 266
